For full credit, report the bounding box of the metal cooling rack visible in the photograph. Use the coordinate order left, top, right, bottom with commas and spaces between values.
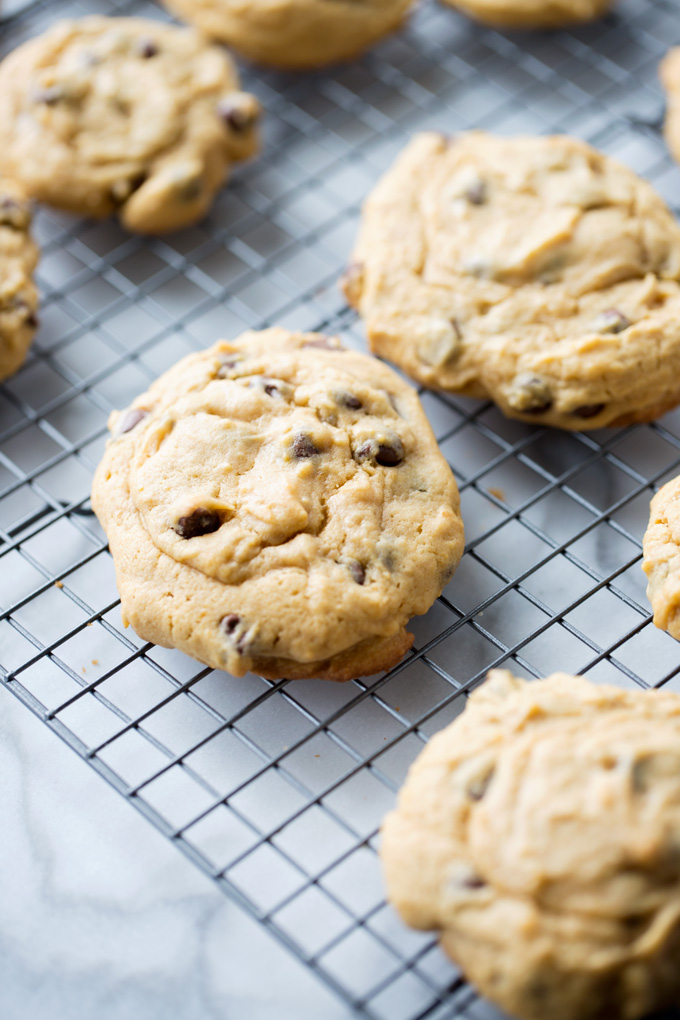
3, 0, 680, 1017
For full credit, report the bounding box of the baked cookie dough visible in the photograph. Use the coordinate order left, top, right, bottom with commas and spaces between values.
160, 0, 415, 70
0, 17, 260, 234
91, 329, 464, 681
661, 48, 680, 170
439, 0, 612, 29
343, 132, 680, 430
381, 669, 680, 1020
642, 476, 680, 640
0, 180, 39, 382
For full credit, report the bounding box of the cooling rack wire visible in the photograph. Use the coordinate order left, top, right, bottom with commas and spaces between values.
2, 0, 680, 1017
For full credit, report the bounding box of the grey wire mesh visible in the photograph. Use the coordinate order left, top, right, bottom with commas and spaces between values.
2, 0, 680, 1017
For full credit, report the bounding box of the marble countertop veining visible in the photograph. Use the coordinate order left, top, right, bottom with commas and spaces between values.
0, 686, 352, 1020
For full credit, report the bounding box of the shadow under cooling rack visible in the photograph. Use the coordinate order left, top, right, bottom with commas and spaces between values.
3, 0, 680, 1018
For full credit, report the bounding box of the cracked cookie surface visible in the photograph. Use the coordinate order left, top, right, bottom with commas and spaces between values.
439, 0, 612, 28
0, 180, 39, 382
91, 328, 464, 681
0, 17, 260, 234
382, 669, 680, 1020
344, 132, 680, 429
643, 476, 680, 640
160, 0, 415, 69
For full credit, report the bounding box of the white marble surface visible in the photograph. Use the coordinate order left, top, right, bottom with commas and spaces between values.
0, 686, 353, 1020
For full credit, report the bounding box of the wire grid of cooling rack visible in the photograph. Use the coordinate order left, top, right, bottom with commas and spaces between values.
3, 0, 680, 1017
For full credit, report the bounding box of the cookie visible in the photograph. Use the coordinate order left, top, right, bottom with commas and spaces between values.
0, 17, 260, 235
381, 669, 680, 1020
642, 476, 680, 640
160, 0, 415, 70
91, 329, 464, 681
343, 131, 680, 430
439, 0, 612, 28
661, 48, 680, 170
0, 181, 39, 382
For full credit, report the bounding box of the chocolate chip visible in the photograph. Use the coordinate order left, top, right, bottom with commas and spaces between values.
466, 179, 487, 205
217, 98, 256, 131
460, 874, 486, 890
572, 403, 605, 419
466, 766, 494, 802
264, 383, 279, 397
135, 37, 158, 58
348, 561, 365, 585
376, 440, 404, 466
221, 613, 249, 654
302, 335, 343, 351
292, 434, 318, 458
222, 613, 240, 634
507, 374, 553, 414
356, 436, 404, 467
338, 392, 362, 410
174, 508, 222, 539
118, 408, 148, 434
216, 354, 241, 378
592, 308, 630, 334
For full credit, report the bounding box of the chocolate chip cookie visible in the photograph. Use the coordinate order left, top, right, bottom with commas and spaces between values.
91, 329, 464, 681
0, 181, 39, 382
0, 17, 260, 234
439, 0, 612, 28
661, 48, 680, 170
343, 132, 680, 430
382, 669, 680, 1020
159, 0, 415, 69
643, 476, 680, 640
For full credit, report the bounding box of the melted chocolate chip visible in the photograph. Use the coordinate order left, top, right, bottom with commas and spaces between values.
356, 436, 405, 467
222, 613, 241, 635
523, 399, 553, 415
292, 433, 319, 458
264, 383, 279, 397
507, 374, 553, 414
217, 98, 256, 131
348, 561, 365, 585
221, 613, 249, 654
460, 874, 486, 890
376, 441, 404, 466
593, 308, 630, 335
118, 408, 148, 434
338, 393, 362, 410
135, 37, 158, 58
572, 403, 605, 419
216, 354, 241, 378
174, 508, 222, 539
